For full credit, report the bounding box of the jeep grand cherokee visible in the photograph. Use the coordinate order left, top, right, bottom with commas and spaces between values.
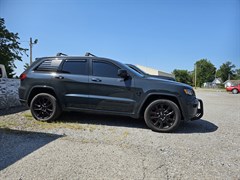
19, 53, 203, 132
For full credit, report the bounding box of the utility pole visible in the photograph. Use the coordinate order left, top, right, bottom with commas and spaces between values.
194, 63, 197, 89
29, 37, 38, 65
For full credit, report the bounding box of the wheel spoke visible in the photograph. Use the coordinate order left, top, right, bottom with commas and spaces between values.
40, 97, 45, 105
165, 119, 172, 127
158, 121, 163, 129
164, 106, 170, 113
159, 104, 164, 111
151, 116, 159, 120
45, 111, 51, 116
33, 108, 42, 111
46, 103, 52, 107
166, 110, 174, 117
150, 111, 157, 115
47, 108, 53, 112
153, 120, 159, 126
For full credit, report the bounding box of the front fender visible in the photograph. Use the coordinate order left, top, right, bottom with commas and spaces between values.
136, 92, 184, 119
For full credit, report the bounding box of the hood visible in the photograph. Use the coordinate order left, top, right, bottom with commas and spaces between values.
144, 76, 193, 89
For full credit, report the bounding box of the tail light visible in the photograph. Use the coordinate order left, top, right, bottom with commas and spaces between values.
20, 73, 27, 81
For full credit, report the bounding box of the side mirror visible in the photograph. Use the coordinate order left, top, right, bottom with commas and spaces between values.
118, 69, 129, 79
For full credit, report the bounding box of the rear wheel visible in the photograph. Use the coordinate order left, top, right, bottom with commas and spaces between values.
144, 99, 181, 132
232, 89, 239, 94
30, 93, 61, 121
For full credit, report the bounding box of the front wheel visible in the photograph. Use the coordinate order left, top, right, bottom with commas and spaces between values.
144, 99, 181, 133
30, 93, 61, 121
232, 89, 239, 94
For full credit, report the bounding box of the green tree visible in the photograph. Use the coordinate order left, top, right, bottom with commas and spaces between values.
24, 62, 30, 70
233, 68, 240, 80
0, 18, 28, 77
173, 69, 192, 85
216, 61, 236, 82
194, 59, 216, 87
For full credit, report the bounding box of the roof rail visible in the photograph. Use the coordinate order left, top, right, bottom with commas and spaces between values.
56, 52, 68, 56
85, 52, 96, 57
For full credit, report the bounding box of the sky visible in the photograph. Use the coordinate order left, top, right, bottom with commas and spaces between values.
0, 0, 239, 76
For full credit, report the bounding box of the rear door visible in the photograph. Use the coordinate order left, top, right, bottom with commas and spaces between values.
56, 59, 89, 109
88, 59, 136, 113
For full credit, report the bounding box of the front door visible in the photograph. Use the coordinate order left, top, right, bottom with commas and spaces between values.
89, 60, 136, 113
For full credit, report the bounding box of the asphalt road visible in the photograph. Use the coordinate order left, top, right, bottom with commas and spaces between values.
0, 90, 239, 179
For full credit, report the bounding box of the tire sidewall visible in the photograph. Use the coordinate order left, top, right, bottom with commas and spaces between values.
144, 99, 181, 133
232, 89, 238, 94
30, 93, 58, 121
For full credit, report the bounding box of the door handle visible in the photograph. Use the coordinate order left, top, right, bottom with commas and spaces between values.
55, 76, 64, 79
91, 78, 102, 82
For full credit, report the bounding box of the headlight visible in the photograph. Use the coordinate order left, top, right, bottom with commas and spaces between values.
184, 88, 194, 96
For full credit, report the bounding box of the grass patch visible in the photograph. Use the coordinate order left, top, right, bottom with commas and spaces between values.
22, 112, 98, 131
0, 121, 10, 128
1, 112, 100, 133
24, 112, 34, 120
117, 130, 130, 141
0, 121, 20, 129
123, 131, 129, 137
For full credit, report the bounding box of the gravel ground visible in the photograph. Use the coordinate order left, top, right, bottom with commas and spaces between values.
0, 90, 239, 179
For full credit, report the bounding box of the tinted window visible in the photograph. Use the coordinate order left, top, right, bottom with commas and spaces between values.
62, 60, 88, 75
36, 59, 62, 72
93, 61, 119, 78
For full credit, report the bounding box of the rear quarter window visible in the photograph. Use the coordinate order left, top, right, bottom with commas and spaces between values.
35, 59, 62, 72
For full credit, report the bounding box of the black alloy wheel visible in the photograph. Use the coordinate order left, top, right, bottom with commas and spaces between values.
30, 93, 61, 121
144, 99, 181, 132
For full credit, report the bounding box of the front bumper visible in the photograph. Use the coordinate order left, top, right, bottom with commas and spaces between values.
191, 99, 204, 120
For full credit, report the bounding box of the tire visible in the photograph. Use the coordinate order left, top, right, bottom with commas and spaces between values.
232, 89, 239, 94
30, 93, 61, 122
144, 99, 181, 133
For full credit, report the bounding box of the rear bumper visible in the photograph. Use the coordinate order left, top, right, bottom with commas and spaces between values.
191, 99, 204, 120
19, 99, 28, 107
18, 86, 29, 107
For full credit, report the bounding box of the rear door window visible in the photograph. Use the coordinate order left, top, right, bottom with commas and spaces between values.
62, 60, 88, 75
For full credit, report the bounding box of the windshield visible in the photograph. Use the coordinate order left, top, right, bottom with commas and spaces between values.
122, 64, 145, 77
126, 64, 148, 75
126, 64, 149, 77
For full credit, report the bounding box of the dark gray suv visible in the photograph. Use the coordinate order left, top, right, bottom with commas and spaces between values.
19, 53, 203, 132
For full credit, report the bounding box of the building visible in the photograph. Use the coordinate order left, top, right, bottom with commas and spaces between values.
135, 65, 175, 79
212, 78, 223, 87
203, 78, 222, 88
